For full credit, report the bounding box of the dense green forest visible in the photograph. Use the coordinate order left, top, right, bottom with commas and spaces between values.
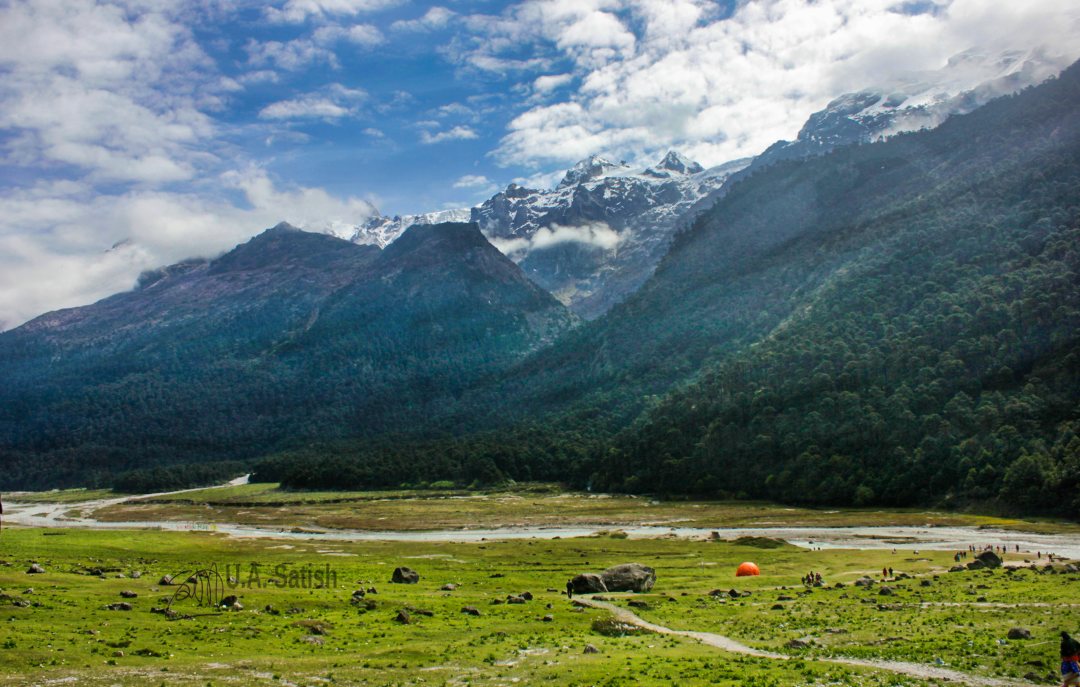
259, 61, 1080, 518
2, 61, 1079, 519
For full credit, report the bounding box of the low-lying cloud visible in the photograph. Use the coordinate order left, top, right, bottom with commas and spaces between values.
490, 221, 623, 258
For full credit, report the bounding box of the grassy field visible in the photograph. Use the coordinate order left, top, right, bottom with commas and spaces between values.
1, 525, 1076, 686
48, 482, 1078, 533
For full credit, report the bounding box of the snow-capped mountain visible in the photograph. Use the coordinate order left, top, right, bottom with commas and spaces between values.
346, 49, 1069, 320
349, 152, 747, 319
750, 47, 1068, 173
344, 208, 472, 248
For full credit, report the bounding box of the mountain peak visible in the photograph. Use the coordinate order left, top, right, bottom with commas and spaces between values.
650, 151, 705, 176
382, 222, 490, 263
558, 154, 627, 188
209, 224, 365, 275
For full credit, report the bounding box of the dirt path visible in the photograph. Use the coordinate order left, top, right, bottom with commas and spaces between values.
576, 597, 1032, 687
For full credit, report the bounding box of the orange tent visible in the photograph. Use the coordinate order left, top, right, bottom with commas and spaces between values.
735, 562, 760, 577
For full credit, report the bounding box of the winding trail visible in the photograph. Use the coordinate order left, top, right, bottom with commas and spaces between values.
576, 597, 1032, 687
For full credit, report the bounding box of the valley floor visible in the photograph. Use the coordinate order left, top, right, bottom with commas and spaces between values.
0, 487, 1078, 686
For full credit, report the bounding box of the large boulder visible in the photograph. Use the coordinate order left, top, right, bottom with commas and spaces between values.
976, 550, 1003, 569
570, 573, 607, 594
391, 567, 420, 584
601, 564, 656, 593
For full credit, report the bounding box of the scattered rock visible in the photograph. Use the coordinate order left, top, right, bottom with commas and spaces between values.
158, 575, 175, 586
220, 595, 238, 608
570, 573, 607, 594
406, 606, 434, 617
26, 564, 45, 575
601, 563, 656, 593
230, 601, 243, 611
394, 609, 411, 624
627, 600, 650, 609
967, 560, 986, 571
584, 644, 600, 654
461, 606, 481, 617
786, 638, 811, 649
878, 586, 895, 596
300, 636, 324, 646
105, 602, 133, 611
507, 595, 527, 605
1007, 628, 1032, 640
440, 583, 458, 591
771, 604, 785, 610
777, 595, 794, 601
541, 614, 554, 622
1023, 672, 1041, 682
949, 566, 966, 573
130, 571, 142, 579
976, 550, 1003, 569
920, 580, 932, 587
119, 591, 138, 599
853, 577, 874, 587
520, 591, 533, 601
391, 567, 419, 584
112, 650, 124, 657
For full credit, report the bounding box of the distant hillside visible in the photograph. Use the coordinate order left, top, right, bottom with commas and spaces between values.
0, 223, 574, 489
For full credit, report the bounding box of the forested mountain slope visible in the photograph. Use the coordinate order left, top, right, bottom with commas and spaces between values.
0, 223, 574, 489
587, 61, 1080, 514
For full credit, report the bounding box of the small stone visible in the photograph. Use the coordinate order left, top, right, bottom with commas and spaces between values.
520, 591, 533, 601
395, 609, 411, 624
584, 644, 600, 654
461, 606, 481, 616
119, 590, 138, 599
786, 638, 811, 649
878, 586, 895, 596
26, 564, 45, 575
220, 595, 238, 608
106, 602, 133, 611
158, 575, 175, 586
112, 650, 124, 657
507, 595, 526, 604
541, 614, 554, 622
1007, 628, 1032, 640
440, 583, 458, 591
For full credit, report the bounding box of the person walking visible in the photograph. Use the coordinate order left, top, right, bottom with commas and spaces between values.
1061, 631, 1080, 686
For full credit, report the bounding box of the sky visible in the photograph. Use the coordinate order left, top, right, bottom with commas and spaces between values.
1, 0, 1080, 330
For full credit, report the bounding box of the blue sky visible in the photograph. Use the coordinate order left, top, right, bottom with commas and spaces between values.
1, 0, 1079, 329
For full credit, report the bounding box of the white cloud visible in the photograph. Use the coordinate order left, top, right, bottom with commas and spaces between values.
0, 0, 218, 184
489, 221, 623, 258
533, 73, 574, 93
420, 125, 480, 144
453, 174, 493, 189
266, 0, 404, 24
451, 0, 1080, 170
260, 98, 350, 120
391, 7, 456, 32
258, 83, 367, 121
0, 171, 378, 330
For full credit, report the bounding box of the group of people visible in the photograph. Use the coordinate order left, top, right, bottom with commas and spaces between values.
801, 571, 823, 586
881, 566, 894, 579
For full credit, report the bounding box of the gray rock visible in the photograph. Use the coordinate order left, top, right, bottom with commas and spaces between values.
1007, 628, 1032, 640
967, 560, 986, 571
391, 567, 420, 584
119, 591, 138, 599
601, 563, 656, 593
220, 595, 238, 608
440, 583, 458, 591
158, 574, 175, 585
853, 577, 874, 587
395, 609, 411, 624
570, 573, 607, 594
26, 564, 45, 574
541, 614, 554, 622
106, 602, 133, 611
461, 606, 481, 616
976, 550, 1002, 569
878, 586, 895, 596
786, 638, 811, 649
584, 644, 599, 654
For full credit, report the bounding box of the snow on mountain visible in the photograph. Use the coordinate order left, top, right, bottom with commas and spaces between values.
343, 49, 1070, 320
753, 47, 1068, 170
346, 208, 472, 248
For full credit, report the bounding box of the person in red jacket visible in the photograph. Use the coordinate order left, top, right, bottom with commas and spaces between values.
1062, 631, 1080, 687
